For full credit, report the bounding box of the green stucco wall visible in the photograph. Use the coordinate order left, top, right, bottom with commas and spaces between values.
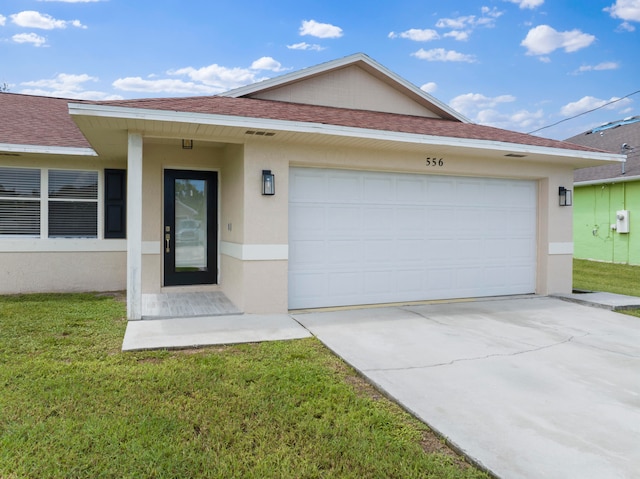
574, 182, 640, 264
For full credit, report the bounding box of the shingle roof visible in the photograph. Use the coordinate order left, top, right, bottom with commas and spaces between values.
0, 91, 608, 156
0, 93, 91, 149
93, 95, 601, 153
567, 116, 640, 182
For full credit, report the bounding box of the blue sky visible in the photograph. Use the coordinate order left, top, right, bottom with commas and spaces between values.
1, 0, 639, 140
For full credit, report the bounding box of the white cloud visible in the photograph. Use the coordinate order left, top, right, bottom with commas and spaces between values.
12, 33, 47, 47
299, 19, 343, 39
450, 93, 516, 115
617, 21, 636, 31
389, 28, 440, 41
117, 57, 284, 95
575, 61, 620, 73
112, 77, 219, 95
433, 7, 503, 41
412, 48, 477, 62
168, 64, 265, 91
251, 56, 286, 72
0, 15, 6, 26
287, 42, 325, 51
504, 0, 544, 9
22, 73, 97, 91
420, 82, 437, 94
521, 25, 595, 55
449, 92, 544, 131
436, 16, 474, 30
604, 0, 640, 22
444, 30, 470, 41
19, 72, 122, 99
560, 96, 633, 116
10, 10, 86, 29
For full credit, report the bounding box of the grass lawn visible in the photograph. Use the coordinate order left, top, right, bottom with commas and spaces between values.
0, 293, 487, 479
573, 258, 640, 318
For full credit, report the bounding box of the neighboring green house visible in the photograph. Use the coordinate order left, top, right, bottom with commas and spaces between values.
568, 116, 640, 264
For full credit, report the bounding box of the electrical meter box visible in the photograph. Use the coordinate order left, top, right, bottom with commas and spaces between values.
616, 210, 630, 234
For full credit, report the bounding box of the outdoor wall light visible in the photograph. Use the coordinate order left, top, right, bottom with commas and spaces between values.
182, 139, 193, 150
559, 186, 572, 206
262, 170, 275, 196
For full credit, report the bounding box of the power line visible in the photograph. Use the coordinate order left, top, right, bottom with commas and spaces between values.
527, 89, 640, 135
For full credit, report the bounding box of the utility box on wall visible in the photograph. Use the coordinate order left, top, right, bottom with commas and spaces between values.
616, 210, 630, 233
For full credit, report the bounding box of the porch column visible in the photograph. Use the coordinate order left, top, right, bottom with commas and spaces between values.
127, 132, 143, 320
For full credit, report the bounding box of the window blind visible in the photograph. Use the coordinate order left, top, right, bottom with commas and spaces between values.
0, 168, 40, 235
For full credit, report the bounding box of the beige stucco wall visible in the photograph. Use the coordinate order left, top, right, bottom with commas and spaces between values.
0, 251, 125, 293
250, 65, 440, 118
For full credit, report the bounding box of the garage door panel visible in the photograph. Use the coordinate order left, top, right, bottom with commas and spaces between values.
329, 272, 362, 296
290, 204, 325, 236
289, 168, 537, 309
427, 207, 457, 236
327, 240, 362, 264
397, 178, 425, 202
364, 240, 395, 263
396, 206, 425, 232
363, 206, 394, 233
327, 205, 361, 232
289, 240, 325, 267
328, 175, 361, 202
363, 176, 394, 202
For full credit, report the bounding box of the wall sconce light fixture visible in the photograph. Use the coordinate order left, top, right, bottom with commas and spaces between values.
262, 170, 275, 196
182, 139, 193, 150
559, 186, 572, 206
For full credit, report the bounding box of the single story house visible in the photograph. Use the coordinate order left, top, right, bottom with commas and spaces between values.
567, 116, 640, 265
0, 53, 623, 319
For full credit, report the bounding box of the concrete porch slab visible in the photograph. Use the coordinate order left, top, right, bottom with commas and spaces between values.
122, 313, 312, 351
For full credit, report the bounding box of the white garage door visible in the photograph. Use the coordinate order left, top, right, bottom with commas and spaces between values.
288, 168, 537, 309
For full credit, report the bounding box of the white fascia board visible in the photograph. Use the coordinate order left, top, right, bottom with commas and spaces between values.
68, 102, 623, 163
0, 142, 97, 156
575, 174, 640, 186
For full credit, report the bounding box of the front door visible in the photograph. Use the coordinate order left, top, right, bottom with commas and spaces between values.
164, 169, 218, 286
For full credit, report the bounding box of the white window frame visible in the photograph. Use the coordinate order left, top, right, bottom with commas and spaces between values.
0, 167, 103, 239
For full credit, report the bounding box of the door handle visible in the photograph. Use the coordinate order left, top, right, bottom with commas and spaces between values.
165, 233, 171, 253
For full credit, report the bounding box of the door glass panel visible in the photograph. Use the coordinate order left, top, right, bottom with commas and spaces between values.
174, 179, 207, 272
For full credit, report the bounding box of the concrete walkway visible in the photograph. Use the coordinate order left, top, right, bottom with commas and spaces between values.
293, 296, 640, 479
122, 313, 311, 351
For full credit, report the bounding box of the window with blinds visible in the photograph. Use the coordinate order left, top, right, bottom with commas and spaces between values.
0, 167, 41, 236
48, 170, 98, 238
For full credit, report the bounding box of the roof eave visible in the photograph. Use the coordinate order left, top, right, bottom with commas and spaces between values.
575, 174, 640, 186
0, 142, 97, 156
68, 102, 623, 164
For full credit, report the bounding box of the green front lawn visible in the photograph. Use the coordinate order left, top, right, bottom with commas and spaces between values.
0, 293, 486, 479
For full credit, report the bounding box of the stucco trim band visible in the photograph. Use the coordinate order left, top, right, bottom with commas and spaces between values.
220, 242, 288, 261
549, 242, 574, 255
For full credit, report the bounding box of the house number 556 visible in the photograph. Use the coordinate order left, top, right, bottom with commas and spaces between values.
426, 157, 444, 167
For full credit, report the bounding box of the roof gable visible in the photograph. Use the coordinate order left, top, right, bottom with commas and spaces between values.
220, 53, 467, 122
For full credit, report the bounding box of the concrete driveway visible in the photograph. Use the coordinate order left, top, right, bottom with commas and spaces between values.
293, 296, 640, 479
